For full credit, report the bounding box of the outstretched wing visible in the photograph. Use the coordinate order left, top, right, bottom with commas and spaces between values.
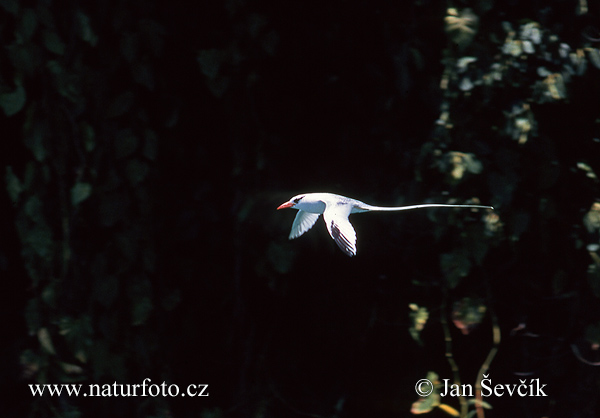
323, 207, 357, 257
289, 210, 320, 239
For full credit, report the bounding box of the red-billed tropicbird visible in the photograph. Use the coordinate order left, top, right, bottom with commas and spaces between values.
277, 192, 493, 256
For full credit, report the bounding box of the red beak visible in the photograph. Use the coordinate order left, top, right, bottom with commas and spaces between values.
277, 201, 294, 210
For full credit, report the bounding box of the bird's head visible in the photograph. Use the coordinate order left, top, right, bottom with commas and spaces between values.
277, 194, 306, 210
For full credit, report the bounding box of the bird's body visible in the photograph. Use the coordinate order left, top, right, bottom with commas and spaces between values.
277, 192, 493, 256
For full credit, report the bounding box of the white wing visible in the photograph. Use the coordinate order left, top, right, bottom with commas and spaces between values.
289, 210, 320, 239
323, 206, 357, 257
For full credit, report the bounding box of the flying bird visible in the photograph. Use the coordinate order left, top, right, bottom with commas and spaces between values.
277, 192, 493, 257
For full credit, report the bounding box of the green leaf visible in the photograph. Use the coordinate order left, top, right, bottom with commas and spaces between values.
81, 122, 96, 152
76, 11, 98, 46
26, 223, 54, 259
71, 182, 92, 206
411, 393, 439, 414
24, 195, 43, 221
17, 8, 38, 42
41, 283, 56, 308
409, 303, 429, 345
24, 121, 46, 161
42, 30, 66, 55
6, 166, 22, 203
0, 82, 26, 116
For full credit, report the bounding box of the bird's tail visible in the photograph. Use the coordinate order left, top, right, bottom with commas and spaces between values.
356, 203, 493, 213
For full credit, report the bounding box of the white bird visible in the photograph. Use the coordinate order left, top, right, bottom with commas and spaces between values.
277, 192, 493, 257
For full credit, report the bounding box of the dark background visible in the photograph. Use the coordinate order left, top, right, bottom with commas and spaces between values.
2, 0, 600, 417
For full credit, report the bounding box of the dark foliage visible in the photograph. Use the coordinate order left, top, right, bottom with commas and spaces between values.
2, 0, 600, 417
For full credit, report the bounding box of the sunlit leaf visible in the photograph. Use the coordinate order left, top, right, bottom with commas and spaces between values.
439, 152, 482, 182
437, 403, 460, 416
411, 371, 442, 415
411, 394, 439, 414
444, 8, 478, 49
60, 362, 84, 374
38, 328, 56, 354
583, 202, 600, 233
577, 162, 598, 181
409, 303, 429, 345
